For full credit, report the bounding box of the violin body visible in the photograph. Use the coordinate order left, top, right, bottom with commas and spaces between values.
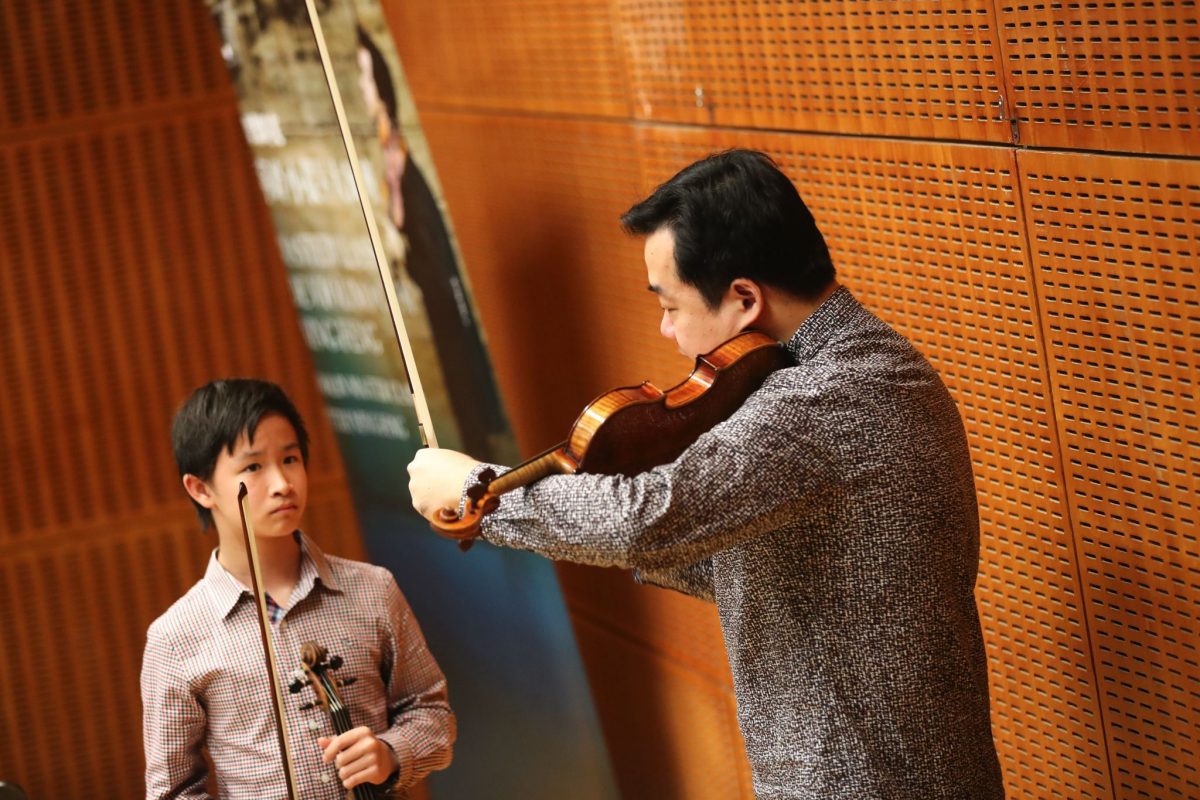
564, 330, 790, 475
434, 330, 791, 543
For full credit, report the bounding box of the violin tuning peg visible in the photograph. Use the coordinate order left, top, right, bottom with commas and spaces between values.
299, 702, 315, 711
328, 654, 343, 670
342, 677, 357, 687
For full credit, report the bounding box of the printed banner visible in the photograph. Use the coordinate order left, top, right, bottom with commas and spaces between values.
206, 1, 617, 796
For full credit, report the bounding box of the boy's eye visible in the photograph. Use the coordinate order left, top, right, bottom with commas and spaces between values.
285, 455, 300, 464
243, 463, 261, 473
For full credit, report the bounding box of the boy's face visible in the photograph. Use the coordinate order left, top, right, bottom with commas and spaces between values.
184, 413, 308, 543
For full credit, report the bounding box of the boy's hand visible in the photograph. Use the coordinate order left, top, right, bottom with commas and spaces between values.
407, 448, 482, 520
318, 727, 397, 789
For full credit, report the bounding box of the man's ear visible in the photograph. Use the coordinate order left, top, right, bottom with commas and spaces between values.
728, 278, 764, 325
182, 474, 216, 509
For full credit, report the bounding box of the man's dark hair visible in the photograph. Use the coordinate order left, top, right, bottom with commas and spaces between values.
357, 26, 399, 126
620, 149, 835, 307
171, 379, 309, 530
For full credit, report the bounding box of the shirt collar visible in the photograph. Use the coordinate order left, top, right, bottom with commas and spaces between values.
784, 284, 862, 363
204, 530, 342, 620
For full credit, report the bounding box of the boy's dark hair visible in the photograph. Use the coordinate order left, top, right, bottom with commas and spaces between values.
171, 379, 310, 530
357, 26, 399, 126
620, 148, 835, 307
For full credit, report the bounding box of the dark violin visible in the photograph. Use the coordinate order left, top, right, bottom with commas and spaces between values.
432, 329, 791, 546
290, 642, 386, 800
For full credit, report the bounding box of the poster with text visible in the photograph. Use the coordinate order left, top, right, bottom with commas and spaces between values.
207, 1, 617, 796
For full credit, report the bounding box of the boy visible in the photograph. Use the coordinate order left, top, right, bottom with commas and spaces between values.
143, 379, 454, 798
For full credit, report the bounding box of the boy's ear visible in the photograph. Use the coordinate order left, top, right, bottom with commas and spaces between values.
182, 474, 216, 509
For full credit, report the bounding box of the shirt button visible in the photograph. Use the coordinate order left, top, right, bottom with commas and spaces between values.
309, 719, 321, 732
320, 773, 332, 783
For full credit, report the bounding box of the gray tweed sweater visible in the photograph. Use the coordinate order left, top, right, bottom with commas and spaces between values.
476, 286, 1005, 799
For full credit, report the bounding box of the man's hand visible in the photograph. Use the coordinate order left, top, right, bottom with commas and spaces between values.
407, 448, 482, 520
318, 726, 396, 790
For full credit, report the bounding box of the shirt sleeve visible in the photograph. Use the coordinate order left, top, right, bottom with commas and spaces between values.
634, 558, 715, 602
375, 578, 456, 790
476, 389, 834, 571
141, 625, 211, 800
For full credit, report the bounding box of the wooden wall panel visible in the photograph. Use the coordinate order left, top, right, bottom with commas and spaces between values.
413, 111, 669, 447
616, 0, 1012, 141
0, 0, 228, 131
383, 0, 629, 117
0, 110, 340, 539
572, 616, 753, 800
998, 2, 1200, 157
0, 2, 365, 796
1022, 151, 1200, 799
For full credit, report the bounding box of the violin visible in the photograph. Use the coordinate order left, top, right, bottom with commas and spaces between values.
290, 642, 388, 800
432, 329, 791, 547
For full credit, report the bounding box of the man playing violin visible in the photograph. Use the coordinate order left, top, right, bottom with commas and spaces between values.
143, 379, 455, 798
408, 149, 1004, 799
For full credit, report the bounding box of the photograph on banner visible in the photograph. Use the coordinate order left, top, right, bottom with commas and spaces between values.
208, 0, 514, 507
205, 2, 619, 798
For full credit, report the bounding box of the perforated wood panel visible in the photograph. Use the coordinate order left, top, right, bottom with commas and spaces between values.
572, 616, 753, 800
0, 110, 337, 538
556, 563, 733, 686
1021, 151, 1200, 799
635, 127, 1114, 799
0, 2, 364, 797
0, 0, 228, 130
998, 2, 1200, 156
414, 111, 673, 449
616, 0, 1012, 141
381, 0, 629, 117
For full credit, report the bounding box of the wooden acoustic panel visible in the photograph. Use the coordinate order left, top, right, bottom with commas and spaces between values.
998, 2, 1200, 156
1021, 150, 1200, 799
571, 615, 753, 800
0, 107, 342, 540
634, 127, 1112, 799
382, 0, 629, 118
556, 563, 734, 687
0, 0, 230, 132
616, 0, 1012, 142
413, 110, 675, 453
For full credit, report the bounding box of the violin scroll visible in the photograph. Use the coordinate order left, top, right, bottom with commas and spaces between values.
432, 470, 500, 550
